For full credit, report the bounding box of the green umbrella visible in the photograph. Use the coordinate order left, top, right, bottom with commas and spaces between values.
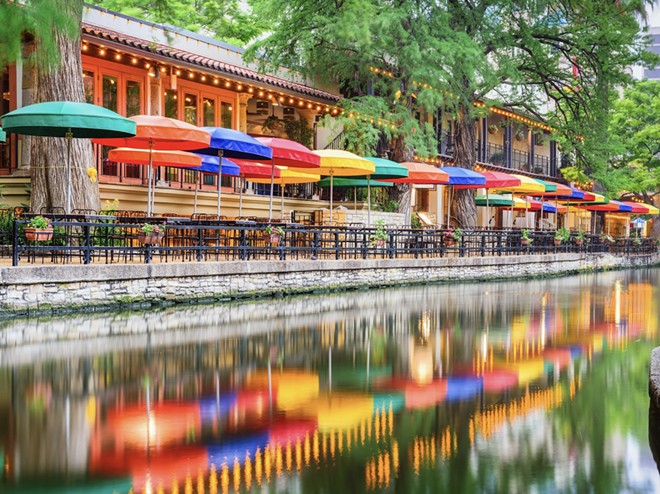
475, 194, 515, 207
1, 101, 136, 213
0, 127, 6, 143
363, 157, 408, 226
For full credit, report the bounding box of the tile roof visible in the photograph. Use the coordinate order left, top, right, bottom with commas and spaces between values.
81, 23, 341, 104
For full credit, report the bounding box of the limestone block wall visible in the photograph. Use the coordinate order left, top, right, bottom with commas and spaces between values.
1, 253, 657, 320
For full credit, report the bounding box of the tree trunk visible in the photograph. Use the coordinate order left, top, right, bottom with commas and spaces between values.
31, 0, 99, 213
450, 103, 477, 228
388, 134, 414, 224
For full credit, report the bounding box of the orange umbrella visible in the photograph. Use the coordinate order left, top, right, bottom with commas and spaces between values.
94, 115, 210, 216
108, 148, 202, 168
389, 162, 450, 184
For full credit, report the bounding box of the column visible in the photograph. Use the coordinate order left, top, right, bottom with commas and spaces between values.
237, 93, 252, 133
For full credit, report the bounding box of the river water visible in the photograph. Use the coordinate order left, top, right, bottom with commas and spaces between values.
1, 269, 660, 493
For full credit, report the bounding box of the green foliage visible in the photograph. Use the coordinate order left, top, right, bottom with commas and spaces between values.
554, 227, 570, 243
28, 215, 52, 229
140, 223, 164, 235
521, 229, 533, 243
90, 0, 270, 46
284, 118, 313, 148
370, 219, 388, 244
576, 229, 586, 241
410, 214, 422, 230
264, 224, 284, 236
0, 0, 80, 68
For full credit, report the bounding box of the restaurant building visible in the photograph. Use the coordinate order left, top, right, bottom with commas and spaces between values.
0, 4, 570, 226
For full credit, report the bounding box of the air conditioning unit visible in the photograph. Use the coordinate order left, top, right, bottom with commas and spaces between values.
247, 99, 271, 115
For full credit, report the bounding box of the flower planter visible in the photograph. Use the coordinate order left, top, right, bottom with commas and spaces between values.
521, 238, 532, 246
575, 239, 583, 246
372, 238, 386, 248
553, 239, 562, 247
443, 237, 456, 247
25, 227, 53, 242
264, 233, 282, 245
138, 233, 163, 245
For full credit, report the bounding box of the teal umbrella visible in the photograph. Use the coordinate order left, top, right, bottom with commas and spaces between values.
475, 194, 515, 207
1, 101, 136, 213
0, 127, 5, 142
363, 157, 408, 226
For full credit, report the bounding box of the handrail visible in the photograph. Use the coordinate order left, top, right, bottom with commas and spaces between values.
4, 218, 657, 266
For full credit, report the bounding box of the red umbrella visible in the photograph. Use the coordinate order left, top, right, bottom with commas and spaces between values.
232, 160, 282, 216
252, 137, 321, 220
620, 201, 648, 214
389, 161, 449, 184
94, 115, 210, 216
454, 171, 521, 229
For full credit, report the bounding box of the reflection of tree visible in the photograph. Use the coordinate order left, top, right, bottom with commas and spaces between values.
552, 343, 653, 492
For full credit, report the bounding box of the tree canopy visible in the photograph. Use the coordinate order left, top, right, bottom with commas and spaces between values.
89, 0, 270, 46
247, 0, 656, 225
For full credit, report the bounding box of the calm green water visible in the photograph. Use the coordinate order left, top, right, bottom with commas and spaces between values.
1, 269, 660, 493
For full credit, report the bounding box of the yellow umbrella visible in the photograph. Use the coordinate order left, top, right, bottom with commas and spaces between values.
251, 168, 321, 220
313, 150, 375, 224
501, 359, 545, 386
295, 392, 374, 432
497, 175, 546, 228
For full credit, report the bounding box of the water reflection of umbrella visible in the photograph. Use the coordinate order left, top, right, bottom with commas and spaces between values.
381, 378, 447, 409
194, 128, 273, 217
2, 101, 136, 213
445, 376, 483, 401
296, 392, 374, 432
95, 115, 210, 216
4, 478, 133, 494
268, 419, 318, 445
247, 370, 319, 412
481, 371, 518, 393
313, 150, 375, 225
207, 433, 270, 468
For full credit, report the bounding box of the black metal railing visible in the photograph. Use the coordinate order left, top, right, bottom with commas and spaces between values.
3, 217, 656, 266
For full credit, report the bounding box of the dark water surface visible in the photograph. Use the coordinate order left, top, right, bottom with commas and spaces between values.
2, 269, 660, 493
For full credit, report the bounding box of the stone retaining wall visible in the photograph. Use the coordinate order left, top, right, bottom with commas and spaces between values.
1, 252, 657, 317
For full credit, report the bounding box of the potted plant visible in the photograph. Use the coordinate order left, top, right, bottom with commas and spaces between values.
575, 229, 586, 246
444, 227, 463, 246
521, 229, 533, 246
553, 227, 570, 246
600, 233, 615, 245
631, 232, 642, 246
488, 124, 499, 135
371, 219, 389, 247
25, 215, 53, 242
138, 223, 165, 245
264, 224, 285, 245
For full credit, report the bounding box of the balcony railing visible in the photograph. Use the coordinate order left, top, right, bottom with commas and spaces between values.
5, 216, 656, 266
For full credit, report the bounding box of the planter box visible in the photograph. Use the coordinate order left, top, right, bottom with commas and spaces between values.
137, 233, 163, 245
25, 227, 53, 242
264, 233, 282, 245
521, 238, 532, 246
553, 239, 562, 246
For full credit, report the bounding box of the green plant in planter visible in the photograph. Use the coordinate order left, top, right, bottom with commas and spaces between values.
28, 215, 52, 230
451, 227, 464, 242
632, 232, 642, 246
488, 124, 499, 134
521, 229, 533, 244
554, 227, 570, 244
601, 233, 615, 244
140, 223, 164, 236
265, 225, 285, 236
371, 219, 389, 246
575, 229, 586, 243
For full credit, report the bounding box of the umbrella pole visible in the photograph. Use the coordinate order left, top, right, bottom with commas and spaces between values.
525, 194, 529, 229
329, 172, 334, 225
216, 150, 223, 217
354, 187, 357, 211
367, 176, 372, 227
193, 171, 199, 215
268, 159, 275, 221
446, 187, 452, 227
485, 188, 489, 230
239, 177, 244, 217
147, 140, 154, 217
281, 183, 285, 220
66, 130, 72, 214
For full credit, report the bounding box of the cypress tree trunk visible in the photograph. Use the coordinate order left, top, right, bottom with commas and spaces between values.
451, 103, 477, 228
388, 134, 414, 223
31, 0, 99, 213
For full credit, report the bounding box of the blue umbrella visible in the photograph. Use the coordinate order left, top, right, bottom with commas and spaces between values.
193, 127, 272, 216
185, 155, 240, 214
442, 166, 486, 227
